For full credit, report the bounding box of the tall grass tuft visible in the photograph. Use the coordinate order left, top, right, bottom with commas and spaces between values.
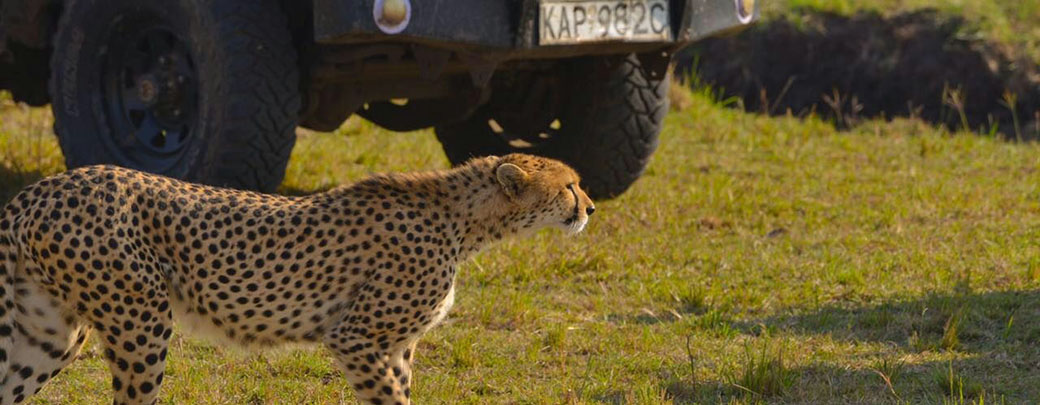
728, 341, 796, 398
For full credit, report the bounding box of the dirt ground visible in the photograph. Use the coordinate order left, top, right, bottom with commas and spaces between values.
679, 9, 1040, 139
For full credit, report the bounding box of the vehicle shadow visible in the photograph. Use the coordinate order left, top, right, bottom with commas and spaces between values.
653, 289, 1040, 403
730, 289, 1037, 401
661, 354, 1039, 404
0, 163, 335, 204
277, 184, 335, 197
679, 8, 1040, 138
0, 164, 45, 204
735, 289, 1039, 353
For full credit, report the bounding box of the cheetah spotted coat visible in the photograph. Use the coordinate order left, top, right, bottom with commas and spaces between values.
0, 153, 594, 404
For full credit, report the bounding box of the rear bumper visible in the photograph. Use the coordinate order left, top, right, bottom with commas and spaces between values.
312, 0, 757, 58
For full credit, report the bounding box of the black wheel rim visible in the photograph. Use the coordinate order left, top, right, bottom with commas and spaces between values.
101, 15, 197, 173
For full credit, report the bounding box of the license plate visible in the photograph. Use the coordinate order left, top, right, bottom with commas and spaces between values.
539, 0, 671, 45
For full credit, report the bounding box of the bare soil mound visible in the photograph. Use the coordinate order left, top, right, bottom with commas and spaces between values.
680, 9, 1040, 138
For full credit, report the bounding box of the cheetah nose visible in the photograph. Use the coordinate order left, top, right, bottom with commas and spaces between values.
585, 205, 595, 216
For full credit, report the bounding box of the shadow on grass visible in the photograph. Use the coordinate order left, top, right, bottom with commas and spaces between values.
736, 290, 1040, 353
613, 290, 1040, 402
681, 8, 1040, 138
0, 169, 332, 204
0, 164, 45, 205
277, 185, 333, 197
661, 289, 1040, 402
662, 355, 1034, 404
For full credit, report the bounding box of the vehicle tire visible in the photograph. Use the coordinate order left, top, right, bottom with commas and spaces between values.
50, 0, 300, 192
435, 54, 668, 200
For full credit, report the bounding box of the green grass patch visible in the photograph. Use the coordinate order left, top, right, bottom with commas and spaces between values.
2, 69, 1040, 402
727, 341, 797, 399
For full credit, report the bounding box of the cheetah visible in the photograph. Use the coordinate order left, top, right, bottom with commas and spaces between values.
0, 153, 595, 404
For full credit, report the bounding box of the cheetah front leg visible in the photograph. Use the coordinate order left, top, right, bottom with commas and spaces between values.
391, 340, 419, 400
324, 325, 414, 405
86, 285, 173, 405
96, 314, 172, 405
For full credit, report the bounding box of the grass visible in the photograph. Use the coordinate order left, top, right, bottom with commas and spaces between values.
2, 2, 1040, 399
727, 341, 797, 399
2, 83, 1038, 403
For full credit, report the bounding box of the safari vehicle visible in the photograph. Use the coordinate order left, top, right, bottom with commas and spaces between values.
0, 0, 756, 199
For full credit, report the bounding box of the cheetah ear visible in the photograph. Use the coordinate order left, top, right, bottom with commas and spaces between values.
495, 163, 528, 199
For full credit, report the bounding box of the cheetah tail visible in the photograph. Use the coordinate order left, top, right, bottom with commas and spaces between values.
0, 233, 15, 388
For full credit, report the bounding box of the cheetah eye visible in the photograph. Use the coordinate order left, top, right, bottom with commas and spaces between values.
565, 183, 578, 199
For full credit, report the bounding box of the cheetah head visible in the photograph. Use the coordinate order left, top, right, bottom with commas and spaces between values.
493, 154, 595, 234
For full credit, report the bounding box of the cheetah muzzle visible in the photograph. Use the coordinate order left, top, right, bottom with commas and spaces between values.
0, 153, 595, 405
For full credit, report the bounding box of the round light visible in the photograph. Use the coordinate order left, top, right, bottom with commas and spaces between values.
374, 0, 411, 34
736, 0, 755, 24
